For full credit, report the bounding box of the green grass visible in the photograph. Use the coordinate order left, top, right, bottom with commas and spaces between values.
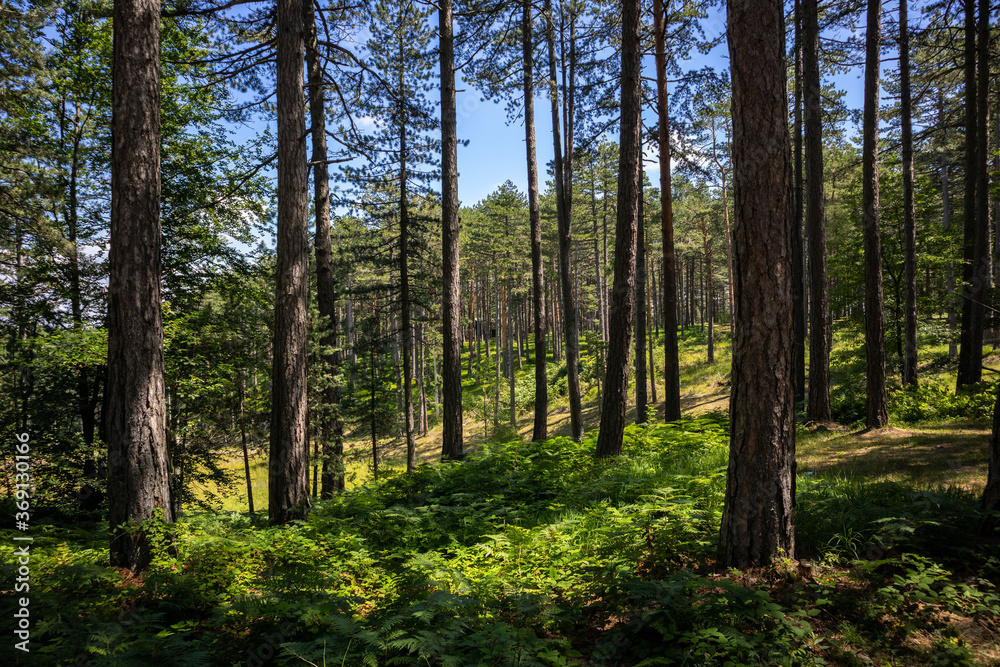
70, 316, 999, 665
6, 417, 999, 665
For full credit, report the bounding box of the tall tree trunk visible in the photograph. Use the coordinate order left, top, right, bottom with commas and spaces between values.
440, 0, 463, 458
804, 0, 831, 421
862, 0, 889, 428
595, 0, 640, 458
792, 0, 806, 404
524, 0, 549, 442
719, 0, 796, 568
399, 61, 416, 472
973, 0, 989, 351
702, 223, 714, 364
239, 372, 254, 514
710, 116, 735, 322
940, 94, 957, 358
957, 0, 985, 388
419, 322, 429, 434
592, 162, 607, 347
508, 281, 516, 427
306, 0, 344, 496
653, 0, 681, 421
635, 184, 648, 423
900, 0, 918, 386
647, 237, 658, 405
107, 0, 174, 571
544, 0, 583, 441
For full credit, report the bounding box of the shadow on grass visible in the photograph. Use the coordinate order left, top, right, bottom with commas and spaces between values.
797, 423, 990, 491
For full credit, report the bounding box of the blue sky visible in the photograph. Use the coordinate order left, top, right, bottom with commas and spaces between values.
451, 4, 875, 208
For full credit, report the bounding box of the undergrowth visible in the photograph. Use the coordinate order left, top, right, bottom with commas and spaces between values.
2, 417, 998, 666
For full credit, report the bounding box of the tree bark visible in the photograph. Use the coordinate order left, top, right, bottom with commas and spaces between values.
939, 93, 957, 358
957, 0, 986, 388
803, 0, 831, 421
635, 184, 648, 423
524, 0, 549, 442
861, 0, 888, 429
544, 0, 583, 441
107, 0, 173, 571
719, 0, 796, 568
305, 0, 344, 496
653, 0, 681, 422
595, 0, 640, 458
792, 0, 806, 405
269, 0, 310, 525
440, 0, 463, 458
701, 220, 714, 365
899, 0, 918, 386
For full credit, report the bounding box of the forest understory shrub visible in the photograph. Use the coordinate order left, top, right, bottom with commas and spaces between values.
3, 417, 998, 665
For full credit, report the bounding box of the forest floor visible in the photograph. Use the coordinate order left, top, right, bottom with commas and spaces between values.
7, 323, 1000, 666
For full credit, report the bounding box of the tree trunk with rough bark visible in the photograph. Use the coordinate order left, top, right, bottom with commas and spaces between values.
804, 0, 831, 421
900, 0, 918, 387
595, 0, 640, 458
107, 0, 174, 571
957, 0, 986, 389
862, 0, 888, 429
653, 0, 681, 422
792, 0, 805, 405
440, 0, 463, 458
306, 1, 344, 495
524, 0, 548, 442
544, 0, 583, 440
635, 185, 648, 423
269, 0, 310, 525
719, 0, 796, 568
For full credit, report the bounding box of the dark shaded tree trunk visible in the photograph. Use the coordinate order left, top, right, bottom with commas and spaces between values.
306, 1, 344, 496
900, 0, 917, 386
792, 0, 805, 405
647, 237, 658, 405
701, 222, 714, 365
269, 0, 310, 525
940, 94, 957, 358
983, 381, 1000, 534
524, 0, 548, 442
595, 0, 640, 458
861, 0, 888, 429
400, 174, 416, 470
440, 0, 463, 458
972, 0, 989, 354
719, 0, 796, 568
804, 0, 831, 421
635, 185, 648, 423
107, 0, 173, 572
957, 0, 986, 389
239, 372, 254, 514
653, 0, 681, 422
545, 0, 583, 441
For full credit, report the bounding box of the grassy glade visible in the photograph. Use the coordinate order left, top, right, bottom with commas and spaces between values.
3, 414, 999, 666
